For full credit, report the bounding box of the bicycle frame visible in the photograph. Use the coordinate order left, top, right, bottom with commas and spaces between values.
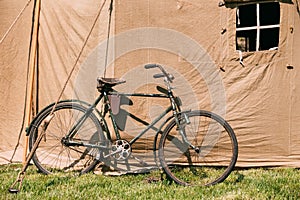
106, 91, 172, 145
64, 86, 182, 154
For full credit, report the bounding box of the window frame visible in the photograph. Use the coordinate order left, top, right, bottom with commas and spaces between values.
236, 2, 280, 52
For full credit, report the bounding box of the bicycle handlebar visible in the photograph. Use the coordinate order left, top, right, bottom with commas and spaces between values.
153, 73, 165, 79
144, 64, 174, 83
144, 64, 157, 69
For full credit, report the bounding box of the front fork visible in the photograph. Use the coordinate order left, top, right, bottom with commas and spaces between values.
169, 92, 199, 152
175, 112, 200, 153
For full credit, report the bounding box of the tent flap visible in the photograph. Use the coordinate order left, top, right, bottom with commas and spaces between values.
1, 0, 300, 170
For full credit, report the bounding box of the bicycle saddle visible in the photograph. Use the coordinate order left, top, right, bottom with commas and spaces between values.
97, 77, 126, 91
98, 77, 126, 85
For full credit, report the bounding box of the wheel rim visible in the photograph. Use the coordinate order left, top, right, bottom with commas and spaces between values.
159, 111, 238, 186
29, 102, 103, 174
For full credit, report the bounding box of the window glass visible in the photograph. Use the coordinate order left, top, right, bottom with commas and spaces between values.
236, 30, 257, 52
236, 4, 256, 28
260, 3, 280, 26
260, 28, 280, 50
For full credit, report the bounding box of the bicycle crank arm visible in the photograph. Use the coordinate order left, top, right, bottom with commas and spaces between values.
103, 149, 122, 159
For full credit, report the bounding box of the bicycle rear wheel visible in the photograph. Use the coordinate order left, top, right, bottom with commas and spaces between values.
28, 101, 105, 174
158, 110, 238, 186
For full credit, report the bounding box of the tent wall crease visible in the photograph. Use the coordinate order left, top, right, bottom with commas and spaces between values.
0, 0, 112, 164
114, 0, 300, 167
0, 0, 33, 163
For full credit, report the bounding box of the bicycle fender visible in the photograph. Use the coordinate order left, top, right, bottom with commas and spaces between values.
26, 99, 99, 136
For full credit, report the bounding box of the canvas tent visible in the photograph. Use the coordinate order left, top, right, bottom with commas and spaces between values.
0, 0, 300, 170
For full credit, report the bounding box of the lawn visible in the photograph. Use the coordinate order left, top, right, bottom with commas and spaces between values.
0, 163, 299, 199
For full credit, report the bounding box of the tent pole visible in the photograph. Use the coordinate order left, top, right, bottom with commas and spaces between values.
22, 0, 41, 164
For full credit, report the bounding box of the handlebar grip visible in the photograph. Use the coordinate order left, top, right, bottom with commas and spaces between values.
153, 73, 165, 79
144, 64, 157, 69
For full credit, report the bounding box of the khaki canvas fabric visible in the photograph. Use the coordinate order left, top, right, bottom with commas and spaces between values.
223, 0, 292, 3
0, 0, 300, 170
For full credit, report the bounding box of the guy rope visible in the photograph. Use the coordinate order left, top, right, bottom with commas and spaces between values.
9, 0, 112, 193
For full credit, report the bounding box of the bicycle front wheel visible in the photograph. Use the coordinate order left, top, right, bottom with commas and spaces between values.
28, 101, 105, 174
158, 110, 238, 186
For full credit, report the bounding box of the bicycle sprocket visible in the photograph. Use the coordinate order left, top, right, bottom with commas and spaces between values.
111, 140, 131, 161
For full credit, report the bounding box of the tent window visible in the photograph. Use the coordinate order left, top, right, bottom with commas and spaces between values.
236, 2, 280, 52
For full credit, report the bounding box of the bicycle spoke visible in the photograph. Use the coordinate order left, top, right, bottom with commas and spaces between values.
159, 110, 238, 186
29, 102, 105, 174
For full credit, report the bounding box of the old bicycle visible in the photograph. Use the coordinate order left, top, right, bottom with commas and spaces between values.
27, 64, 238, 186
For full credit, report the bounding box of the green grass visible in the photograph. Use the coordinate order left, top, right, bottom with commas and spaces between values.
1, 164, 300, 199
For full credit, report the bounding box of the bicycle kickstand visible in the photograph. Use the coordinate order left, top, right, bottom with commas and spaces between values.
8, 171, 26, 194
8, 114, 54, 194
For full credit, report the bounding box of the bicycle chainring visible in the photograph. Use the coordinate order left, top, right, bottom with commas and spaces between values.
111, 140, 131, 161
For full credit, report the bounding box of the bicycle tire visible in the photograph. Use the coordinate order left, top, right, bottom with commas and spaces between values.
28, 101, 105, 174
158, 110, 238, 186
